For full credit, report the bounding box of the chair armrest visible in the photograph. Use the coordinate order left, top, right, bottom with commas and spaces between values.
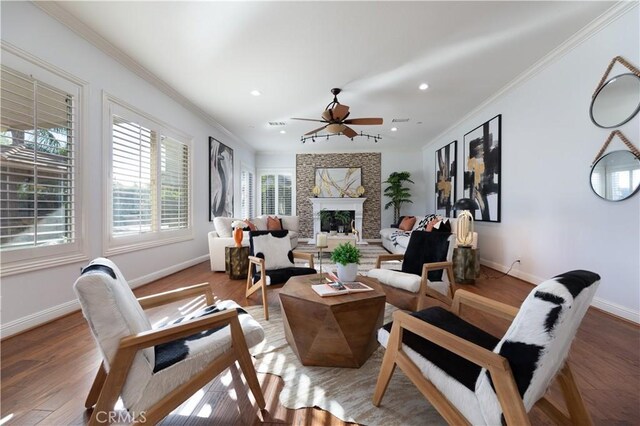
292, 251, 315, 268
120, 308, 239, 350
451, 289, 519, 321
248, 256, 264, 266
421, 261, 452, 275
391, 310, 507, 371
137, 282, 214, 310
375, 253, 405, 268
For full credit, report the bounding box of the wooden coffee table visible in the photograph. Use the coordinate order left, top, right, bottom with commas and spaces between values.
279, 274, 386, 368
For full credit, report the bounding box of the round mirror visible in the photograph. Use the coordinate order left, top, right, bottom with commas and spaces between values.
590, 150, 640, 201
590, 73, 640, 128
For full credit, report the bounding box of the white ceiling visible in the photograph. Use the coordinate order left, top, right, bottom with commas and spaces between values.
51, 1, 613, 153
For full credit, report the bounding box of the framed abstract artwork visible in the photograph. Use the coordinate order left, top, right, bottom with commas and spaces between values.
209, 137, 234, 220
435, 140, 457, 217
315, 167, 361, 197
463, 114, 501, 222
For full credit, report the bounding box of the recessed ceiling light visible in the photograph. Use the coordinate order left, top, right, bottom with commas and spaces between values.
280, 130, 286, 134
391, 127, 398, 132
250, 90, 261, 96
419, 83, 429, 91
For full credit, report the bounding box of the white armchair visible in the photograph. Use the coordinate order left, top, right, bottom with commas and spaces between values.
74, 258, 266, 425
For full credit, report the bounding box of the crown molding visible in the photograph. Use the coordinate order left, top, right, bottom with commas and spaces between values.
423, 1, 638, 151
33, 1, 255, 154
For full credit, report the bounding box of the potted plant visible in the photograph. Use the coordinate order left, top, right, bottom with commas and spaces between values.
330, 242, 361, 282
383, 171, 414, 225
333, 210, 352, 234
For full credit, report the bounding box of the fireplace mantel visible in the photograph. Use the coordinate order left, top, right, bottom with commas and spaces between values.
309, 197, 367, 244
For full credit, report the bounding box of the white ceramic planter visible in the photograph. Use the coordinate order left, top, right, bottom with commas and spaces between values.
336, 262, 358, 282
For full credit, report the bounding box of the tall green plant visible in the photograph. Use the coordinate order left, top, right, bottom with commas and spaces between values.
383, 171, 414, 224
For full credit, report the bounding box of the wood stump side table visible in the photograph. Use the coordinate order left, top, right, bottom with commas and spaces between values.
452, 247, 480, 284
225, 246, 250, 280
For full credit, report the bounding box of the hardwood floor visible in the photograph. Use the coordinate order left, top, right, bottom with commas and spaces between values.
1, 260, 638, 425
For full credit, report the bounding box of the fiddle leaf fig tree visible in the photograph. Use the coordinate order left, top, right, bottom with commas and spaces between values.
383, 171, 414, 224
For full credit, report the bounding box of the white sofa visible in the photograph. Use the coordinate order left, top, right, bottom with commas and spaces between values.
208, 215, 300, 271
379, 216, 478, 254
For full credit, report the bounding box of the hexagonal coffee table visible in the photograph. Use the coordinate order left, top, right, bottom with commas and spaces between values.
279, 274, 386, 368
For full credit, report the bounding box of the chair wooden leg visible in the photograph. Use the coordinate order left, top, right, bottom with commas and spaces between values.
230, 317, 266, 409
373, 321, 402, 406
558, 362, 593, 425
85, 362, 107, 408
89, 348, 137, 426
489, 365, 531, 426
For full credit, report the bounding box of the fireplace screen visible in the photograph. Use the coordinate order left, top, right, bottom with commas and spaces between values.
315, 167, 361, 197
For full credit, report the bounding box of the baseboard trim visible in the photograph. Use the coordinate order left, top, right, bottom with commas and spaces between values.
479, 258, 639, 324
1, 254, 210, 339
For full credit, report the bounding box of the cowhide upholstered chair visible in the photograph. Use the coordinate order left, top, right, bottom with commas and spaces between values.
368, 231, 455, 310
373, 270, 600, 425
74, 258, 266, 425
246, 230, 316, 320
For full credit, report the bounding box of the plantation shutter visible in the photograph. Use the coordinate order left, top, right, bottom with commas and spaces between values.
160, 135, 190, 230
261, 174, 275, 215
111, 116, 154, 236
278, 174, 292, 215
0, 66, 75, 250
241, 169, 254, 219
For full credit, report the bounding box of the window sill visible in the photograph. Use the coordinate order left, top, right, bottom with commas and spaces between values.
1, 252, 90, 277
104, 232, 194, 257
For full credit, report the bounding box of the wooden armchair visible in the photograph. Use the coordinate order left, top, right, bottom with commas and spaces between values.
369, 231, 455, 310
74, 258, 266, 425
373, 270, 600, 425
246, 230, 315, 320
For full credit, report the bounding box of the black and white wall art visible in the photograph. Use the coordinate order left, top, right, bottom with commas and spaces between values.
435, 140, 457, 217
209, 137, 233, 220
463, 115, 501, 222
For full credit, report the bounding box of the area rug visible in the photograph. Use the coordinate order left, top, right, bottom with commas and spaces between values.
294, 242, 399, 275
247, 303, 445, 425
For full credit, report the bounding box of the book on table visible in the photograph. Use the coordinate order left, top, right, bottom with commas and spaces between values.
311, 280, 374, 297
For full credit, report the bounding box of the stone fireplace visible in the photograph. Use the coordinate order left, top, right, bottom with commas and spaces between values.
309, 198, 366, 244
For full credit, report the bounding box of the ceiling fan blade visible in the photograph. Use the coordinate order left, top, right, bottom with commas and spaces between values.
291, 117, 327, 123
342, 126, 358, 138
333, 104, 350, 121
305, 124, 328, 135
343, 118, 383, 125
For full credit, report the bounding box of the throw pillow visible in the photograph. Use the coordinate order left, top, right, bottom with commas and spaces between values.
398, 216, 416, 231
244, 219, 257, 231
267, 216, 283, 230
432, 218, 452, 233
415, 214, 438, 231
401, 231, 451, 280
250, 230, 293, 270
426, 219, 440, 232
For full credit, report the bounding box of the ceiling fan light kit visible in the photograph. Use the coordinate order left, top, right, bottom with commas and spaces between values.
293, 88, 384, 143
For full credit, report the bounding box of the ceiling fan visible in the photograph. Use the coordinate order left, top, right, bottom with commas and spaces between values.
292, 88, 383, 139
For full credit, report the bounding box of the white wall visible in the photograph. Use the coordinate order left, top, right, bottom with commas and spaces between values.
0, 2, 255, 336
423, 6, 639, 321
256, 149, 426, 230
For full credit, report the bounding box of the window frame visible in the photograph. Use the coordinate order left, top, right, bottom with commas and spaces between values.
103, 93, 193, 256
0, 44, 89, 277
257, 168, 295, 216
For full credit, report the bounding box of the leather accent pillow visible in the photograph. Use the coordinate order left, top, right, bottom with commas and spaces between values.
244, 219, 257, 231
398, 216, 416, 231
249, 230, 293, 270
401, 231, 451, 280
267, 216, 283, 230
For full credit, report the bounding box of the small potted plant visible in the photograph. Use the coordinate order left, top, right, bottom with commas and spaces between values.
330, 242, 361, 282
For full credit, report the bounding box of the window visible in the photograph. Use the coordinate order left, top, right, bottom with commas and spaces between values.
106, 95, 192, 254
0, 62, 85, 275
258, 170, 293, 216
240, 167, 254, 219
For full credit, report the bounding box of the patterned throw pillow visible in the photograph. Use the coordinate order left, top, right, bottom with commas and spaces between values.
398, 216, 416, 231
250, 231, 293, 270
267, 216, 283, 230
415, 214, 438, 231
